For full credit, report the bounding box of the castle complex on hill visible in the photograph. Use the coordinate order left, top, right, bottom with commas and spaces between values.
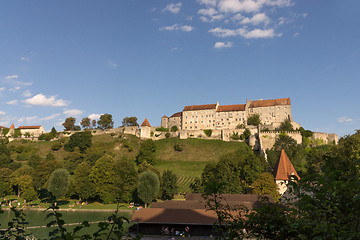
161, 98, 294, 131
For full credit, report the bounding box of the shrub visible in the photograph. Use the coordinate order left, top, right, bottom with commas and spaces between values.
2, 128, 9, 135
38, 133, 55, 141
170, 126, 178, 132
247, 114, 261, 126
51, 143, 62, 151
122, 140, 133, 152
276, 119, 294, 131
150, 131, 154, 137
236, 124, 245, 129
240, 128, 251, 140
155, 127, 169, 132
174, 143, 183, 152
14, 129, 22, 138
203, 129, 212, 137
165, 132, 170, 138
231, 132, 241, 140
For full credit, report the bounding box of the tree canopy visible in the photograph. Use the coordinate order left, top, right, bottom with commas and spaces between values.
47, 168, 70, 198
62, 117, 76, 131
64, 131, 92, 153
122, 117, 139, 127
247, 114, 261, 126
97, 114, 114, 129
137, 171, 160, 208
80, 117, 91, 129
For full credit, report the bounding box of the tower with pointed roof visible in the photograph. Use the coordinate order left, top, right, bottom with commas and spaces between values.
274, 149, 300, 195
140, 118, 152, 139
6, 123, 15, 137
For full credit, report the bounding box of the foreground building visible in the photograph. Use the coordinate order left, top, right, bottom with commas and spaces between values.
161, 98, 293, 131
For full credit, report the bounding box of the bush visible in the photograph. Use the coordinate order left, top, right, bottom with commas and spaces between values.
240, 128, 251, 140
2, 128, 9, 135
170, 126, 178, 132
150, 131, 154, 137
247, 114, 261, 126
122, 140, 133, 152
165, 132, 170, 138
231, 132, 241, 140
155, 127, 169, 132
203, 129, 212, 137
51, 143, 62, 151
110, 132, 116, 137
174, 143, 183, 152
236, 124, 245, 129
276, 119, 294, 131
38, 133, 55, 141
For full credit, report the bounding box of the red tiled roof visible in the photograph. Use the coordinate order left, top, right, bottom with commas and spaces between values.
141, 118, 151, 127
10, 123, 15, 129
170, 112, 182, 118
217, 104, 246, 112
249, 98, 291, 108
161, 115, 168, 118
183, 104, 217, 111
18, 126, 42, 129
0, 126, 9, 129
275, 149, 300, 181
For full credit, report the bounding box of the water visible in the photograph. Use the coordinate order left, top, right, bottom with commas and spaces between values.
0, 209, 132, 239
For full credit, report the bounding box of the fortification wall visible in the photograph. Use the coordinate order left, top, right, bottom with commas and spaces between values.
312, 132, 339, 145
259, 131, 302, 151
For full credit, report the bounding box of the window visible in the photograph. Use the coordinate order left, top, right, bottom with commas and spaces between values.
195, 126, 197, 129
209, 120, 211, 122
190, 126, 192, 129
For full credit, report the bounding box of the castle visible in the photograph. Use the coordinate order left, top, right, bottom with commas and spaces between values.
161, 98, 294, 131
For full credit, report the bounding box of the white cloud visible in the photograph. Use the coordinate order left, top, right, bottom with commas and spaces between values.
9, 86, 21, 92
159, 24, 194, 32
0, 121, 10, 126
186, 16, 193, 21
198, 8, 218, 16
5, 74, 18, 80
217, 0, 293, 13
198, 0, 217, 7
107, 60, 118, 68
293, 32, 299, 37
24, 94, 68, 107
40, 113, 61, 121
214, 41, 233, 48
209, 27, 280, 38
88, 113, 101, 120
23, 90, 32, 97
7, 100, 18, 105
0, 111, 5, 115
241, 13, 270, 25
170, 47, 180, 51
338, 117, 353, 123
63, 109, 83, 116
18, 116, 38, 123
163, 3, 182, 14
0, 87, 5, 92
20, 57, 30, 62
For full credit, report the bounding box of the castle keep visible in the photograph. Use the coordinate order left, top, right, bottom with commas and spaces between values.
161, 98, 293, 130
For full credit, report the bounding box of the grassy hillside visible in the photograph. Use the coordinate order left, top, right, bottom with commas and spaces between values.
7, 133, 245, 178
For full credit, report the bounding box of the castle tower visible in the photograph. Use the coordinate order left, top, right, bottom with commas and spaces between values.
7, 123, 15, 137
274, 149, 300, 195
161, 115, 168, 128
140, 118, 152, 139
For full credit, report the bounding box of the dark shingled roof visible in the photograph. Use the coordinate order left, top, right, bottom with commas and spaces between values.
170, 112, 182, 118
217, 104, 246, 112
249, 98, 290, 108
141, 118, 151, 127
183, 104, 217, 111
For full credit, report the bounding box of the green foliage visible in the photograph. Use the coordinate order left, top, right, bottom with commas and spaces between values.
200, 144, 265, 193
236, 124, 245, 129
137, 171, 160, 207
136, 139, 156, 165
150, 131, 154, 137
38, 132, 55, 141
230, 132, 240, 140
174, 143, 183, 151
48, 168, 70, 198
122, 116, 139, 127
251, 172, 279, 201
203, 129, 212, 137
240, 128, 251, 140
97, 113, 114, 129
247, 114, 261, 126
22, 187, 37, 201
62, 117, 76, 131
122, 139, 133, 152
14, 129, 22, 138
155, 127, 169, 132
64, 130, 92, 153
299, 126, 313, 138
2, 128, 9, 135
74, 125, 81, 131
160, 170, 178, 200
80, 117, 91, 129
165, 132, 170, 138
276, 119, 294, 131
73, 162, 96, 201
170, 125, 178, 132
51, 142, 62, 151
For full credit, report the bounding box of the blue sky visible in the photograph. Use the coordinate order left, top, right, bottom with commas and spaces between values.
0, 0, 359, 136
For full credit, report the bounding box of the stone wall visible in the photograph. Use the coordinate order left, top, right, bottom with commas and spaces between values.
259, 131, 303, 151
312, 132, 339, 145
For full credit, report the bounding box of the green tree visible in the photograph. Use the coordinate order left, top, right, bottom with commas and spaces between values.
136, 139, 157, 165
247, 114, 261, 126
137, 171, 160, 208
251, 172, 279, 201
73, 162, 96, 201
32, 159, 62, 190
50, 127, 58, 137
160, 170, 178, 200
276, 119, 294, 131
97, 114, 114, 129
201, 144, 265, 194
80, 117, 91, 129
48, 168, 70, 198
170, 126, 178, 132
91, 119, 97, 129
64, 130, 92, 153
62, 117, 76, 131
10, 166, 35, 198
122, 117, 139, 127
240, 128, 251, 140
0, 144, 13, 168
64, 151, 85, 174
